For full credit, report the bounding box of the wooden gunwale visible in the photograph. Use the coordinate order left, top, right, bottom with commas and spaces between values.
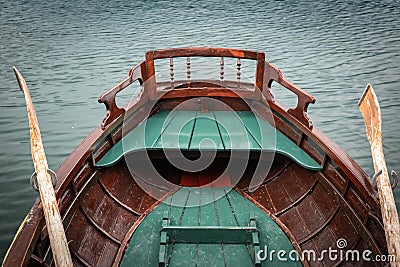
4, 47, 387, 266
149, 47, 260, 59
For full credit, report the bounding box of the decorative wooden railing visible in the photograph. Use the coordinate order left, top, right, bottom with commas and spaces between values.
98, 47, 315, 130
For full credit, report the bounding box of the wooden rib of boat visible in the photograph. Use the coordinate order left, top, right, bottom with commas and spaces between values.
4, 47, 389, 266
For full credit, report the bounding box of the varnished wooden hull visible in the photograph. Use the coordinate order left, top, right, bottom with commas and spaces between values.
4, 48, 388, 266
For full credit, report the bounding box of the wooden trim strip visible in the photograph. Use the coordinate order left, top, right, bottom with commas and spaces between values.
298, 206, 340, 245
149, 47, 261, 60
69, 246, 92, 267
98, 178, 141, 216
63, 172, 101, 228
157, 88, 255, 100
245, 160, 292, 191
274, 178, 318, 217
78, 207, 121, 245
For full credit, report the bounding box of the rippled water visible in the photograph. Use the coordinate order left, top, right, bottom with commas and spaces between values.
1, 0, 399, 260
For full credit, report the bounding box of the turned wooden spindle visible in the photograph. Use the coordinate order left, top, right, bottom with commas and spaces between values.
237, 58, 241, 88
220, 57, 224, 85
169, 57, 174, 88
186, 57, 191, 87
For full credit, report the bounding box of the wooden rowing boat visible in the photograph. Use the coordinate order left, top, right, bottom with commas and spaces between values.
4, 47, 389, 266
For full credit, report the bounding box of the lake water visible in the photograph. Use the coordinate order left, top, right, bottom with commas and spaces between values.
1, 0, 399, 261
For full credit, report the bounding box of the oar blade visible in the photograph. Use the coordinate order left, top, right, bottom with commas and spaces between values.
358, 84, 382, 146
13, 66, 29, 94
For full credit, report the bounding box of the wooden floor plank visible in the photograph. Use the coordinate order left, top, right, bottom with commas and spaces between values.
78, 220, 108, 266
223, 244, 253, 266
169, 187, 191, 226
214, 187, 237, 226
223, 188, 251, 226
197, 244, 226, 266
190, 112, 224, 150
197, 187, 225, 266
213, 111, 260, 150
169, 188, 198, 266
199, 187, 218, 226
153, 111, 197, 150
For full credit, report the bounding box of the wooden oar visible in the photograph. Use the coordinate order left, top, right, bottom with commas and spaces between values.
359, 84, 400, 266
13, 67, 73, 267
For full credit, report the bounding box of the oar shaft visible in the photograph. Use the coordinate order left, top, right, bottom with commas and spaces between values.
13, 67, 73, 267
372, 140, 400, 263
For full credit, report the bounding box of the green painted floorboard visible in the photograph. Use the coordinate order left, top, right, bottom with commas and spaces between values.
189, 113, 224, 151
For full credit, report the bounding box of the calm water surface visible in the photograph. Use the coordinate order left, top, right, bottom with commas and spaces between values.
1, 0, 399, 260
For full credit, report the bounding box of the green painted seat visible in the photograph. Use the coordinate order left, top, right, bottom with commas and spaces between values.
95, 110, 321, 171
120, 187, 302, 266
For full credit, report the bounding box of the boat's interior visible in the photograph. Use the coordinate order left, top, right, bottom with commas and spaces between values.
56, 135, 387, 266
6, 48, 389, 267
35, 101, 387, 266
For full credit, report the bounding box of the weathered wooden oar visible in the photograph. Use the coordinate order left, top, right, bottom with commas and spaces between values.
13, 67, 73, 267
359, 84, 400, 266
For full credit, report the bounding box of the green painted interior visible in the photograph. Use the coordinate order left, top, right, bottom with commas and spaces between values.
120, 187, 302, 266
95, 110, 321, 170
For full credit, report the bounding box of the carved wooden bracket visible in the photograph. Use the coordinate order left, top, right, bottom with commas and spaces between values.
263, 62, 315, 129
98, 62, 145, 129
